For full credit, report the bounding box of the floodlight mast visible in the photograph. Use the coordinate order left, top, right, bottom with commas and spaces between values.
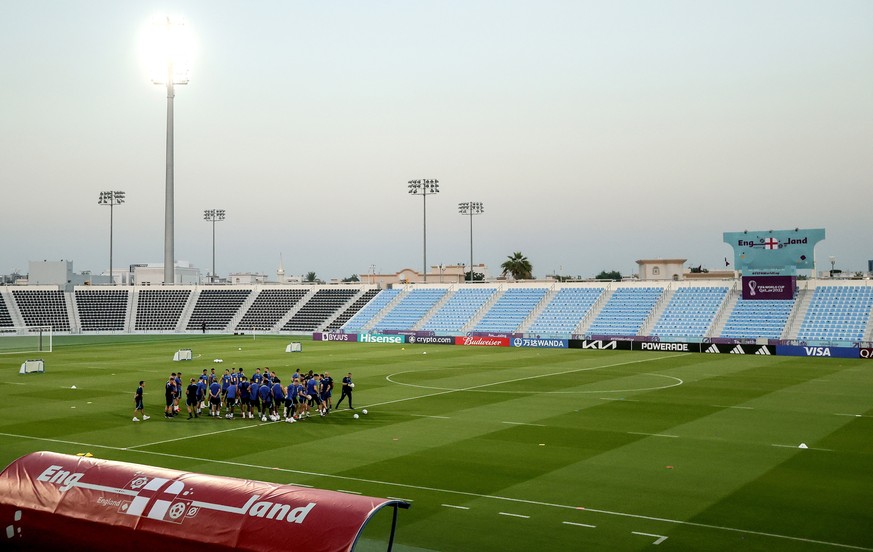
151, 16, 190, 284
458, 201, 484, 281
98, 191, 125, 285
204, 209, 226, 284
407, 179, 440, 283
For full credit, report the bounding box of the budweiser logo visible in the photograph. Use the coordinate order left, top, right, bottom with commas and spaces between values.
463, 336, 504, 346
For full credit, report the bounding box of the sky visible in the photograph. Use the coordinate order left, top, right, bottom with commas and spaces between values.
1, 1, 871, 281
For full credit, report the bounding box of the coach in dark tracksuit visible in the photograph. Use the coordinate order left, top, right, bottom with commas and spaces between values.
336, 372, 354, 410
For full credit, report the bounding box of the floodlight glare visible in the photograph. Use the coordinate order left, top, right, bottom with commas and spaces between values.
204, 209, 226, 283
459, 201, 484, 281
407, 179, 440, 282
98, 191, 126, 285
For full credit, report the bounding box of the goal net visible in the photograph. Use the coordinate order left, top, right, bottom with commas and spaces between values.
0, 326, 53, 354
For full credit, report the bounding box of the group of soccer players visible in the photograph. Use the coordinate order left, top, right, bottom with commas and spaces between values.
143, 367, 354, 424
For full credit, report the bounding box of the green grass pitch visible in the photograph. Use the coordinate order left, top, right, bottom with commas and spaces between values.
1, 334, 872, 551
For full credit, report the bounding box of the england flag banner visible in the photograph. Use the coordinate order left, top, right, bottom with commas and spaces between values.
0, 451, 409, 552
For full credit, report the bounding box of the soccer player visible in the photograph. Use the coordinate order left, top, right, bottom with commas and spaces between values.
336, 372, 354, 410
258, 379, 272, 421
196, 377, 207, 415
238, 376, 250, 419
284, 379, 297, 423
174, 372, 183, 414
165, 374, 178, 418
185, 378, 200, 419
209, 378, 222, 418
225, 378, 238, 419
220, 369, 232, 409
306, 373, 326, 417
321, 372, 334, 412
249, 378, 261, 419
271, 377, 285, 421
133, 381, 149, 422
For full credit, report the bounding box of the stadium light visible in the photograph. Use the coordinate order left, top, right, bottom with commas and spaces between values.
407, 179, 440, 283
204, 209, 226, 284
458, 201, 484, 281
98, 191, 125, 285
143, 16, 192, 284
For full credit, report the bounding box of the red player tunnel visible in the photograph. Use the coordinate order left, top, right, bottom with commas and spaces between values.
0, 451, 410, 551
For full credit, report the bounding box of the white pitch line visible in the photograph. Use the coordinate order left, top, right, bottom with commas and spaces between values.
835, 413, 869, 418
712, 405, 754, 410
337, 489, 362, 495
409, 414, 451, 419
441, 504, 469, 510
387, 496, 413, 502
502, 421, 546, 427
125, 419, 267, 449
627, 431, 679, 438
375, 354, 688, 407
499, 512, 530, 519
771, 444, 832, 452
563, 521, 596, 528
632, 531, 668, 545
599, 397, 639, 402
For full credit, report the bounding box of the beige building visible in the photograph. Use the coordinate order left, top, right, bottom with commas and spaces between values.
636, 259, 687, 281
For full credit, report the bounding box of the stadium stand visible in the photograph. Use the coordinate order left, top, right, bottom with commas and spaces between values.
282, 288, 359, 332
420, 287, 497, 332
587, 287, 664, 337
720, 298, 795, 339
235, 288, 309, 331
473, 287, 548, 333
373, 288, 447, 332
325, 289, 381, 331
796, 285, 873, 342
0, 294, 14, 330
527, 287, 605, 336
12, 289, 71, 332
75, 289, 129, 332
135, 289, 192, 331
341, 288, 401, 332
650, 286, 729, 339
186, 289, 252, 331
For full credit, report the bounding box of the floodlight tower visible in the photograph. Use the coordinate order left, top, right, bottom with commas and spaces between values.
203, 209, 226, 283
458, 201, 484, 281
407, 179, 439, 282
98, 191, 125, 285
147, 16, 191, 284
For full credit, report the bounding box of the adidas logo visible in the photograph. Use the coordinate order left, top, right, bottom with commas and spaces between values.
705, 344, 719, 354
730, 345, 745, 354
755, 347, 771, 355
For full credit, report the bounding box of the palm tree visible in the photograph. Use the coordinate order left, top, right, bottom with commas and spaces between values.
305, 271, 318, 283
501, 252, 533, 280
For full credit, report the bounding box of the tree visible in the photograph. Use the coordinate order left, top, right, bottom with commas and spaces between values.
342, 274, 360, 282
595, 270, 622, 280
305, 271, 318, 283
464, 270, 485, 282
501, 252, 533, 280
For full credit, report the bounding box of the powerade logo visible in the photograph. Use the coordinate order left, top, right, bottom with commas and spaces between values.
512, 338, 568, 349
409, 335, 454, 345
639, 342, 690, 352
359, 333, 404, 344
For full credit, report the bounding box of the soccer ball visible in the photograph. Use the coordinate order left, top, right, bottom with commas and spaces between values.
353, 414, 359, 419
261, 415, 267, 422
350, 383, 355, 388
362, 409, 368, 415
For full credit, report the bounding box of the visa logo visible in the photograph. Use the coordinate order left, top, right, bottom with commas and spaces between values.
804, 347, 831, 357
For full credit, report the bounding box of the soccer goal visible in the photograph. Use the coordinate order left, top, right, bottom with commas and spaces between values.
0, 326, 53, 355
